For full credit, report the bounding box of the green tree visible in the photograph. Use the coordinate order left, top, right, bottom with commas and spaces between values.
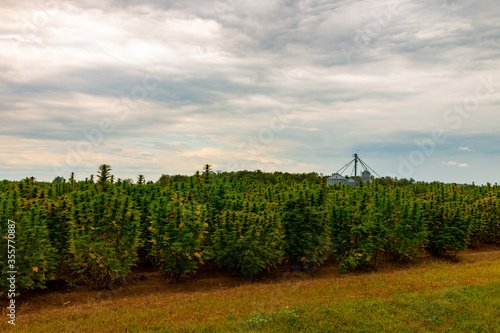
157, 174, 171, 187
68, 192, 141, 287
425, 202, 470, 258
149, 201, 206, 282
52, 176, 65, 183
1, 204, 57, 294
97, 164, 112, 189
210, 210, 284, 277
282, 197, 329, 271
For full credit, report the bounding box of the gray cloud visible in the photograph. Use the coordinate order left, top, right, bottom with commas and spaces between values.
0, 0, 499, 183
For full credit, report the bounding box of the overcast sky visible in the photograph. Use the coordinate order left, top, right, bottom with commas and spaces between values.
1, 0, 499, 183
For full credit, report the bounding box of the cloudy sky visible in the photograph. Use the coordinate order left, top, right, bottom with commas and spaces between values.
1, 0, 499, 184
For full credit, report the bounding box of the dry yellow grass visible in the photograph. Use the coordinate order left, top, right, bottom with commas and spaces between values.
2, 249, 500, 332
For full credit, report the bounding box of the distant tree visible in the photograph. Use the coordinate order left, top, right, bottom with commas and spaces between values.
376, 176, 395, 186
203, 164, 212, 184
97, 165, 112, 191
397, 178, 413, 186
52, 176, 65, 183
204, 164, 212, 174
157, 174, 170, 187
97, 165, 111, 183
137, 174, 145, 185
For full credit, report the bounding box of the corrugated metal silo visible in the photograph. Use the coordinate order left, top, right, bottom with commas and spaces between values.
362, 170, 371, 183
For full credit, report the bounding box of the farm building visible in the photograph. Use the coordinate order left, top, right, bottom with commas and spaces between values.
326, 173, 357, 186
326, 171, 371, 186
327, 153, 374, 186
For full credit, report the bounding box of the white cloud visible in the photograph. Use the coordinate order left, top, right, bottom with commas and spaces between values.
458, 146, 472, 151
444, 161, 469, 168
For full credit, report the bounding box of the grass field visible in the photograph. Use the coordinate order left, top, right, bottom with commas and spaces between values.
2, 247, 500, 332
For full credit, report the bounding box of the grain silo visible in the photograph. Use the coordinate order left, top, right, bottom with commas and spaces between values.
327, 153, 379, 186
362, 170, 371, 183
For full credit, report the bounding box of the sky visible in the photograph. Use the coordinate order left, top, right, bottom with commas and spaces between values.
0, 0, 499, 184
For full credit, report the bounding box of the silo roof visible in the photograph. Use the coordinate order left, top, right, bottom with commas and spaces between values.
328, 173, 346, 180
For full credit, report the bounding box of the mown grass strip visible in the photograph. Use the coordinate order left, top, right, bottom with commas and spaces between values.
3, 254, 500, 332
225, 283, 500, 333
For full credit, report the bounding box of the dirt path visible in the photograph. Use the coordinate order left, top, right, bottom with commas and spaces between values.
9, 244, 500, 316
